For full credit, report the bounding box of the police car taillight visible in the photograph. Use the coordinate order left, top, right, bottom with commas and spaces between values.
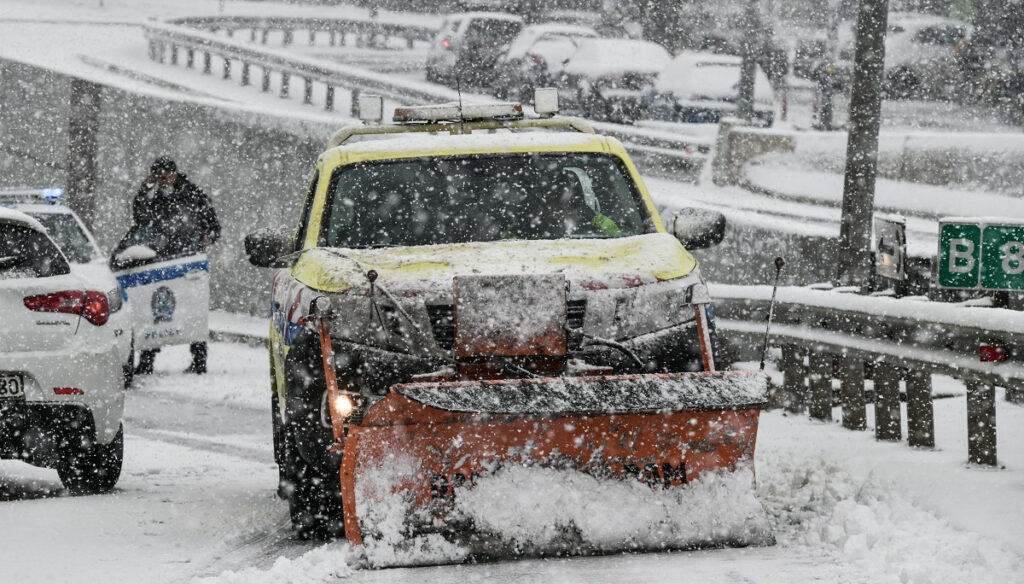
24, 290, 110, 326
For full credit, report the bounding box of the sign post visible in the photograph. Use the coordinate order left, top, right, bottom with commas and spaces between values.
937, 217, 1023, 451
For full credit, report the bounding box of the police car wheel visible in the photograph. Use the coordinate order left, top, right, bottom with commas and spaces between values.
57, 425, 124, 495
123, 336, 135, 389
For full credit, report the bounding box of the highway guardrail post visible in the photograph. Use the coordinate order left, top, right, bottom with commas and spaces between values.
261, 67, 271, 92
203, 51, 211, 74
781, 345, 807, 413
304, 77, 313, 104
874, 361, 902, 441
280, 72, 290, 98
966, 380, 997, 466
241, 62, 250, 86
1008, 379, 1024, 404
905, 368, 934, 448
325, 86, 334, 111
223, 57, 231, 80
186, 48, 194, 69
839, 354, 867, 430
808, 351, 834, 421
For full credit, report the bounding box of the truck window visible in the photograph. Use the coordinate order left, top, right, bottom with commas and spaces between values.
321, 153, 651, 249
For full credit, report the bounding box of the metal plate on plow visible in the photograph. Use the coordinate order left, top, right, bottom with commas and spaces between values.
392, 371, 770, 415
453, 273, 566, 358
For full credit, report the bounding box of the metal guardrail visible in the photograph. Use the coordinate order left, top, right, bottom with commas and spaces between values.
713, 285, 1023, 467
166, 15, 435, 49
141, 20, 708, 166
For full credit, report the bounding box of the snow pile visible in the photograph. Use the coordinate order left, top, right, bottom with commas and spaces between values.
453, 465, 773, 553
758, 456, 1024, 584
193, 542, 353, 584
353, 462, 771, 567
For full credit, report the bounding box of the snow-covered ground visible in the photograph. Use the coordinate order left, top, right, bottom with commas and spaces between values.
2, 340, 1022, 583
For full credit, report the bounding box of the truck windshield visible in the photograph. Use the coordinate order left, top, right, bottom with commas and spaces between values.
322, 153, 650, 248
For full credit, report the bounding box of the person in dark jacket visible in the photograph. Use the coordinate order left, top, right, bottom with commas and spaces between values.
132, 157, 220, 376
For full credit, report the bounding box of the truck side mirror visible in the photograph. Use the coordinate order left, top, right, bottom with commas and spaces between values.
666, 208, 726, 249
245, 228, 294, 268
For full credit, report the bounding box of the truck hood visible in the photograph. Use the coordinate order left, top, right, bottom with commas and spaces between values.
292, 233, 696, 293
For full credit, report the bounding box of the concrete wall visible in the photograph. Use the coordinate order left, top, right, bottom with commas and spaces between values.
1, 59, 329, 313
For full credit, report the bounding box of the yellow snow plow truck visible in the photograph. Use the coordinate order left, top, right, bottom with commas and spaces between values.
246, 92, 773, 566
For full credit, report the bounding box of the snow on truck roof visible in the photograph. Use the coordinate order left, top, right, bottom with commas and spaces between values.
325, 131, 616, 163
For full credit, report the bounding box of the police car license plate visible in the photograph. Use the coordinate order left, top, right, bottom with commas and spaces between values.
0, 373, 25, 399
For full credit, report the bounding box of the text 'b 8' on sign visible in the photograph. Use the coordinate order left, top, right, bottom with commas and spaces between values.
938, 219, 1024, 290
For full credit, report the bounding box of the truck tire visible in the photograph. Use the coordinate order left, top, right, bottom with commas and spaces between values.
57, 425, 123, 495
123, 336, 135, 389
285, 425, 344, 540
281, 333, 345, 539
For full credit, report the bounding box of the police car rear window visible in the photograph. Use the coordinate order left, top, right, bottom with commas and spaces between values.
29, 213, 97, 263
321, 153, 651, 248
0, 223, 70, 279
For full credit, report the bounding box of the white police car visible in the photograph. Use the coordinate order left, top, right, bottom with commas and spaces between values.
1, 188, 134, 384
0, 205, 124, 494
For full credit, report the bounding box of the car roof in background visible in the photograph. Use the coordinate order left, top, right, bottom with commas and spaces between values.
447, 12, 524, 23
669, 51, 743, 66
565, 38, 671, 75
506, 23, 597, 59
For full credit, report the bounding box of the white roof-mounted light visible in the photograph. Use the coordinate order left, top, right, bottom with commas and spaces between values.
393, 102, 524, 124
357, 94, 383, 124
534, 87, 559, 117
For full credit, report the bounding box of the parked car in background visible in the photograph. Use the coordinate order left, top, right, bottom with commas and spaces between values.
557, 38, 671, 123
491, 23, 597, 102
837, 12, 969, 99
425, 12, 523, 89
645, 52, 775, 126
0, 206, 125, 494
0, 188, 133, 385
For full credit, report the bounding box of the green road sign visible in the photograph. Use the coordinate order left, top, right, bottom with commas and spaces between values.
938, 223, 980, 288
982, 225, 1024, 290
938, 219, 1024, 290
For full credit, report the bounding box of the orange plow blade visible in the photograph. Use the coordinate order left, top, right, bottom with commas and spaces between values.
339, 371, 774, 566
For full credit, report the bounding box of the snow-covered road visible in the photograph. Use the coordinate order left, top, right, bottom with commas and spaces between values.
2, 341, 1021, 583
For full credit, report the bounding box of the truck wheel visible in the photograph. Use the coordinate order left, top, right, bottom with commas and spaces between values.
57, 425, 123, 495
271, 390, 289, 500
286, 426, 344, 540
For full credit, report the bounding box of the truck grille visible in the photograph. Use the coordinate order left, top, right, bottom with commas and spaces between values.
426, 303, 455, 351
426, 299, 587, 352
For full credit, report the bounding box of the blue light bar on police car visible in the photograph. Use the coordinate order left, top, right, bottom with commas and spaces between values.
40, 187, 63, 200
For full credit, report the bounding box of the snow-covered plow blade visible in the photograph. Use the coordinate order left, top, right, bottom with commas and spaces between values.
338, 371, 773, 566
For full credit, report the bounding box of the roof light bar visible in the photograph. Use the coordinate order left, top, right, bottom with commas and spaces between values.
393, 102, 524, 124
41, 187, 63, 200
0, 187, 64, 205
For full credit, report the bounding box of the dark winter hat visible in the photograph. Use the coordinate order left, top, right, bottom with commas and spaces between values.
150, 156, 177, 175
